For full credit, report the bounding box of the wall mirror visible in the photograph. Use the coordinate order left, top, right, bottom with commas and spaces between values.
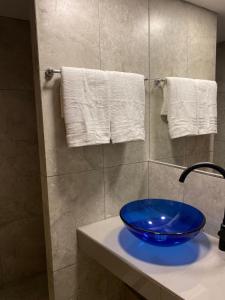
149, 0, 225, 173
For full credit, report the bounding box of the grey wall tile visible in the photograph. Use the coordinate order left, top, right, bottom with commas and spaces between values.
35, 0, 100, 70
47, 170, 104, 271
100, 0, 149, 166
184, 136, 211, 167
149, 0, 188, 79
100, 0, 149, 77
187, 36, 216, 80
186, 4, 217, 39
149, 162, 184, 200
183, 171, 225, 237
187, 4, 217, 80
104, 162, 148, 218
0, 17, 33, 90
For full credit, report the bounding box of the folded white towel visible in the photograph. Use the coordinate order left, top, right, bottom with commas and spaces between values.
61, 67, 110, 147
163, 77, 217, 139
107, 71, 145, 143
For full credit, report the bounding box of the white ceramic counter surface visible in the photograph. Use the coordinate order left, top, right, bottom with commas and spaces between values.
77, 216, 225, 300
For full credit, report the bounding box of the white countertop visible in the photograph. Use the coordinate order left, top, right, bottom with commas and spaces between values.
77, 216, 225, 300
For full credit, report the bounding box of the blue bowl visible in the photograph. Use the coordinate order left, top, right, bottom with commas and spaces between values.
120, 199, 206, 246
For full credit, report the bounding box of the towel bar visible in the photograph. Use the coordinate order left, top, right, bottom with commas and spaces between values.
45, 68, 150, 81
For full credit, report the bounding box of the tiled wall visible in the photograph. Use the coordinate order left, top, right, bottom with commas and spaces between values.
0, 17, 46, 288
32, 0, 218, 299
150, 0, 217, 166
214, 42, 225, 167
33, 0, 149, 299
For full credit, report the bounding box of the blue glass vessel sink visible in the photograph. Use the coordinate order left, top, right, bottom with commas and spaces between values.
120, 199, 206, 246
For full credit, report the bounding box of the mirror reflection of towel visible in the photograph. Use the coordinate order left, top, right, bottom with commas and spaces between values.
162, 77, 217, 139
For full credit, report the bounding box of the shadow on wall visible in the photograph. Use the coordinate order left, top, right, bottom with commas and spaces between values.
118, 228, 211, 266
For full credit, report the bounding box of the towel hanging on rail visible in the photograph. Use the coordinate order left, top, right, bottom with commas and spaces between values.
60, 67, 146, 147
162, 77, 217, 139
61, 67, 110, 147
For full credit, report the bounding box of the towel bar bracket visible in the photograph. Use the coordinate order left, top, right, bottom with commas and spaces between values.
45, 68, 61, 80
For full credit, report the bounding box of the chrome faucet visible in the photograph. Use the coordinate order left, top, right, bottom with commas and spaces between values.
179, 162, 225, 251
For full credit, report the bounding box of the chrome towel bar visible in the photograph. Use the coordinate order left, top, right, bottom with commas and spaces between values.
45, 68, 166, 87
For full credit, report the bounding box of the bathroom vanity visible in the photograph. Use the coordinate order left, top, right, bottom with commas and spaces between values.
78, 217, 225, 300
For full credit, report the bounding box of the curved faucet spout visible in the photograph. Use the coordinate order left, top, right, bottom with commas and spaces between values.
179, 162, 225, 252
179, 162, 225, 183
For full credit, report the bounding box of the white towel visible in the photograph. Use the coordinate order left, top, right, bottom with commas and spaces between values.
107, 71, 145, 143
163, 77, 217, 139
61, 67, 110, 147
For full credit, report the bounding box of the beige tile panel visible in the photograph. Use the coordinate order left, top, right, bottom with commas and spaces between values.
187, 3, 217, 80
149, 0, 188, 79
47, 169, 104, 271
186, 3, 217, 39
35, 0, 100, 70
104, 162, 149, 218
100, 0, 149, 77
183, 171, 225, 237
187, 35, 216, 80
149, 161, 184, 200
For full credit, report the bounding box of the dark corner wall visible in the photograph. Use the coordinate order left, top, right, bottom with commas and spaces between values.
0, 16, 46, 288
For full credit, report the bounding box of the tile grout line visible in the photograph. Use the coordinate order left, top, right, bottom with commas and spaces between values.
53, 262, 76, 274
42, 160, 150, 178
